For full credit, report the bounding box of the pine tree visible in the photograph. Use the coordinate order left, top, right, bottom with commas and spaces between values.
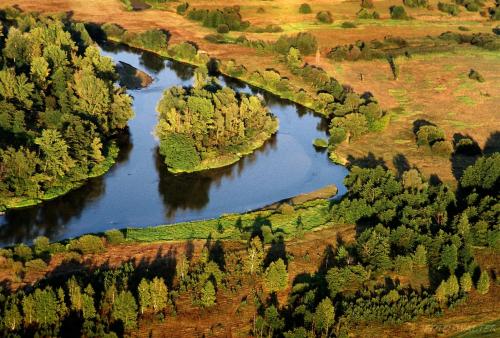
477, 270, 490, 295
264, 259, 288, 292
460, 272, 473, 293
413, 244, 427, 267
314, 297, 335, 337
200, 280, 216, 307
112, 291, 138, 330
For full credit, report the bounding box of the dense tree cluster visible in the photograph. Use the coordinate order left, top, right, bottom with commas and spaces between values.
155, 75, 278, 172
253, 155, 498, 335
0, 10, 133, 209
185, 6, 250, 32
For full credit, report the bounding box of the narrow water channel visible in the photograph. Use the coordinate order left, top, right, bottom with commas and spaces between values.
0, 43, 348, 245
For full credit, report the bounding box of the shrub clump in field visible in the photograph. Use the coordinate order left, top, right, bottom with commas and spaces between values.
274, 32, 318, 55
316, 11, 333, 24
105, 229, 126, 245
414, 123, 453, 157
403, 0, 429, 8
257, 7, 265, 14
357, 8, 380, 19
390, 6, 410, 19
438, 2, 461, 15
176, 2, 189, 15
217, 24, 230, 34
342, 21, 357, 28
468, 69, 485, 82
69, 235, 105, 255
187, 6, 250, 31
299, 3, 313, 14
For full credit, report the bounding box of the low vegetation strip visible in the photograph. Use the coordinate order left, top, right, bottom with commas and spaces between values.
125, 199, 333, 242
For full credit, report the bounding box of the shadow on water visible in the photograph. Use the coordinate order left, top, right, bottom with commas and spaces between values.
0, 42, 348, 246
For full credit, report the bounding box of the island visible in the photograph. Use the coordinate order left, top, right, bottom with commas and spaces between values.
155, 78, 278, 173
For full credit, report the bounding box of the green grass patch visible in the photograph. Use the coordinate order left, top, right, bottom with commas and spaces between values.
125, 199, 333, 242
457, 95, 475, 105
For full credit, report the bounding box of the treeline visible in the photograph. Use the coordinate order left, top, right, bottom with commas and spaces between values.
155, 74, 278, 172
327, 32, 500, 62
253, 153, 498, 336
0, 9, 134, 210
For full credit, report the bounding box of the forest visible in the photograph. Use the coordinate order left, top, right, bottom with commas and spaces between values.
0, 153, 497, 337
155, 73, 278, 172
0, 11, 134, 211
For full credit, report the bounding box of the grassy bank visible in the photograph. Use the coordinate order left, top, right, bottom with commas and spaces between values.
0, 143, 119, 212
124, 198, 333, 242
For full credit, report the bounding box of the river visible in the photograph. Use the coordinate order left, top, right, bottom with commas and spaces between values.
0, 43, 348, 245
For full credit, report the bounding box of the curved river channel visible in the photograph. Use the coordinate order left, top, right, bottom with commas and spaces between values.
0, 43, 348, 246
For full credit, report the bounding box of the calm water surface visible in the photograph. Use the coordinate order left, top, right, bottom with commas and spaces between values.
0, 44, 348, 245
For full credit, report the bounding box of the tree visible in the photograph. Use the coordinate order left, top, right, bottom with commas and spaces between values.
460, 272, 473, 293
3, 300, 22, 331
112, 291, 138, 330
82, 285, 96, 320
264, 305, 285, 336
314, 297, 335, 337
138, 277, 168, 314
264, 259, 288, 292
35, 129, 75, 181
243, 236, 264, 275
477, 270, 490, 295
413, 244, 427, 267
435, 280, 448, 305
440, 244, 458, 274
200, 280, 216, 307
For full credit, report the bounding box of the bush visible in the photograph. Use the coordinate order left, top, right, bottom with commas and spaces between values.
403, 0, 429, 8
102, 23, 125, 39
431, 140, 453, 157
341, 21, 357, 28
390, 6, 410, 19
14, 244, 33, 262
416, 125, 445, 147
169, 42, 198, 60
131, 29, 169, 51
69, 235, 105, 255
105, 229, 126, 245
313, 138, 329, 148
257, 7, 265, 14
316, 11, 333, 24
25, 258, 48, 271
299, 3, 312, 14
204, 34, 226, 44
468, 69, 485, 82
438, 2, 461, 15
274, 32, 318, 55
357, 8, 380, 19
176, 2, 189, 15
217, 24, 230, 33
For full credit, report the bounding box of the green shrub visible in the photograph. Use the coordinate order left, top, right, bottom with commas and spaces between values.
217, 24, 230, 33
14, 244, 33, 262
176, 2, 189, 15
169, 42, 198, 60
274, 32, 318, 55
341, 21, 357, 28
102, 23, 125, 39
131, 29, 169, 51
33, 236, 50, 256
69, 235, 105, 255
415, 125, 445, 147
204, 33, 226, 44
390, 6, 410, 19
438, 2, 461, 15
357, 8, 380, 19
458, 26, 470, 31
299, 3, 312, 14
316, 11, 333, 24
25, 258, 48, 271
313, 138, 329, 148
105, 229, 126, 245
403, 0, 429, 8
431, 140, 453, 157
468, 69, 485, 82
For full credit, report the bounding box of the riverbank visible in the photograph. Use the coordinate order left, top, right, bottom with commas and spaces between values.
0, 143, 119, 212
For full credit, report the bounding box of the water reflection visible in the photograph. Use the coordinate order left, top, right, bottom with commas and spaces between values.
0, 43, 348, 246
